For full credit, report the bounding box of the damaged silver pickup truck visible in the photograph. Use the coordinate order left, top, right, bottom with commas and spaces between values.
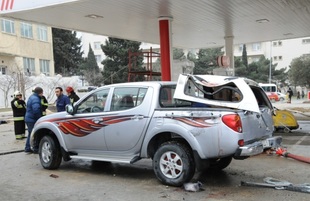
30, 74, 281, 186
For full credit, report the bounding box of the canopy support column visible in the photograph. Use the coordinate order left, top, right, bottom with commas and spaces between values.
159, 17, 172, 81
225, 36, 234, 76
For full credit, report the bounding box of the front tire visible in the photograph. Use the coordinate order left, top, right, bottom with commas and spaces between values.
153, 141, 195, 186
39, 135, 62, 169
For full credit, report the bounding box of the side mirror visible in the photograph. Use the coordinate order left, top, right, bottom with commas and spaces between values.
66, 104, 74, 115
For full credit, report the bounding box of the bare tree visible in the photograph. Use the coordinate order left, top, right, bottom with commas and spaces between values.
0, 74, 16, 107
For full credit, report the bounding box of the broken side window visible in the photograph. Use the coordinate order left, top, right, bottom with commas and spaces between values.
159, 85, 192, 108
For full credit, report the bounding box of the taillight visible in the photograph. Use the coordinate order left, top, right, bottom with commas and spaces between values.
238, 139, 244, 147
222, 114, 243, 133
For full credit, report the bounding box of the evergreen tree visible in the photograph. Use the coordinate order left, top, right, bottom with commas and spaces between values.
101, 37, 143, 84
289, 55, 310, 86
173, 48, 186, 60
193, 47, 224, 74
187, 51, 197, 62
235, 55, 287, 84
241, 44, 248, 69
52, 28, 83, 76
81, 44, 102, 86
234, 57, 247, 77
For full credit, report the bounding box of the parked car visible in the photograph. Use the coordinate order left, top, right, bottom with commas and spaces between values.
266, 92, 279, 102
30, 74, 281, 186
277, 92, 287, 101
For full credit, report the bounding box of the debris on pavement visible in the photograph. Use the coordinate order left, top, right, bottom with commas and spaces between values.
50, 174, 59, 178
241, 177, 310, 194
183, 181, 203, 192
276, 147, 310, 164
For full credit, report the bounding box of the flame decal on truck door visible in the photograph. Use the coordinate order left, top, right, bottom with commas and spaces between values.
55, 115, 139, 137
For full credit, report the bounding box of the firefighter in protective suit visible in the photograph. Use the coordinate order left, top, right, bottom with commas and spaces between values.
10, 91, 26, 140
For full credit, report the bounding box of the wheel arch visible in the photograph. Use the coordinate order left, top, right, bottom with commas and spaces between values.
33, 128, 60, 150
146, 132, 193, 159
146, 130, 194, 161
31, 123, 67, 152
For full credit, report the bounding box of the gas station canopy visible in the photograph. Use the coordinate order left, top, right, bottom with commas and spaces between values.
1, 0, 310, 49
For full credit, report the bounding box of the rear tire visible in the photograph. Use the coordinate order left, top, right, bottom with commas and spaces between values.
39, 135, 62, 169
153, 141, 195, 186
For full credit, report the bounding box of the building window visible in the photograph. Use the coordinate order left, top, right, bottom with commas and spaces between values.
273, 41, 282, 46
302, 38, 310, 44
273, 56, 283, 61
39, 59, 50, 76
23, 57, 35, 75
1, 19, 15, 34
0, 66, 6, 75
37, 25, 48, 41
20, 22, 33, 38
252, 43, 261, 51
238, 45, 243, 52
94, 42, 101, 50
95, 55, 102, 63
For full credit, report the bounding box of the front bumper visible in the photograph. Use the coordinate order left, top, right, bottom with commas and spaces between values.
235, 136, 282, 157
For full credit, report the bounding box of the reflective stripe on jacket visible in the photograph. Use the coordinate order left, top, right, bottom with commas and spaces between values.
13, 116, 24, 121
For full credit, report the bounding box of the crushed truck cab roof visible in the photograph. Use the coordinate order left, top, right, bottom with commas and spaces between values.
174, 74, 263, 113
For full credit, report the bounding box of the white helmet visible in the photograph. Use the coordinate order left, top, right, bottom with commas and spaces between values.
14, 91, 22, 97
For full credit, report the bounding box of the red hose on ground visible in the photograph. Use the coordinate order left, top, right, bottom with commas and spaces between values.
276, 147, 310, 164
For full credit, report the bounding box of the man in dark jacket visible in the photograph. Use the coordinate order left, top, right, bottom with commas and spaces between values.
32, 87, 48, 116
55, 87, 70, 112
66, 86, 80, 104
11, 91, 26, 140
25, 87, 44, 153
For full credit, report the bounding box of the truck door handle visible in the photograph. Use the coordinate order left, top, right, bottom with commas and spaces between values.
92, 118, 103, 124
132, 115, 144, 120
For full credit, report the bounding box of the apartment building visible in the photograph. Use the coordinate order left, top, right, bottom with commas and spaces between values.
234, 37, 310, 70
0, 18, 54, 76
77, 32, 107, 70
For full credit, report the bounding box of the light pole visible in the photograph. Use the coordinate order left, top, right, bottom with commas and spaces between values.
269, 41, 272, 83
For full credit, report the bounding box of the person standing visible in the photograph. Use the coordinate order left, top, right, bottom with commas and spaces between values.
287, 87, 293, 103
25, 87, 44, 153
302, 90, 305, 99
32, 87, 48, 116
11, 91, 26, 140
55, 87, 70, 112
297, 91, 300, 99
66, 86, 80, 104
